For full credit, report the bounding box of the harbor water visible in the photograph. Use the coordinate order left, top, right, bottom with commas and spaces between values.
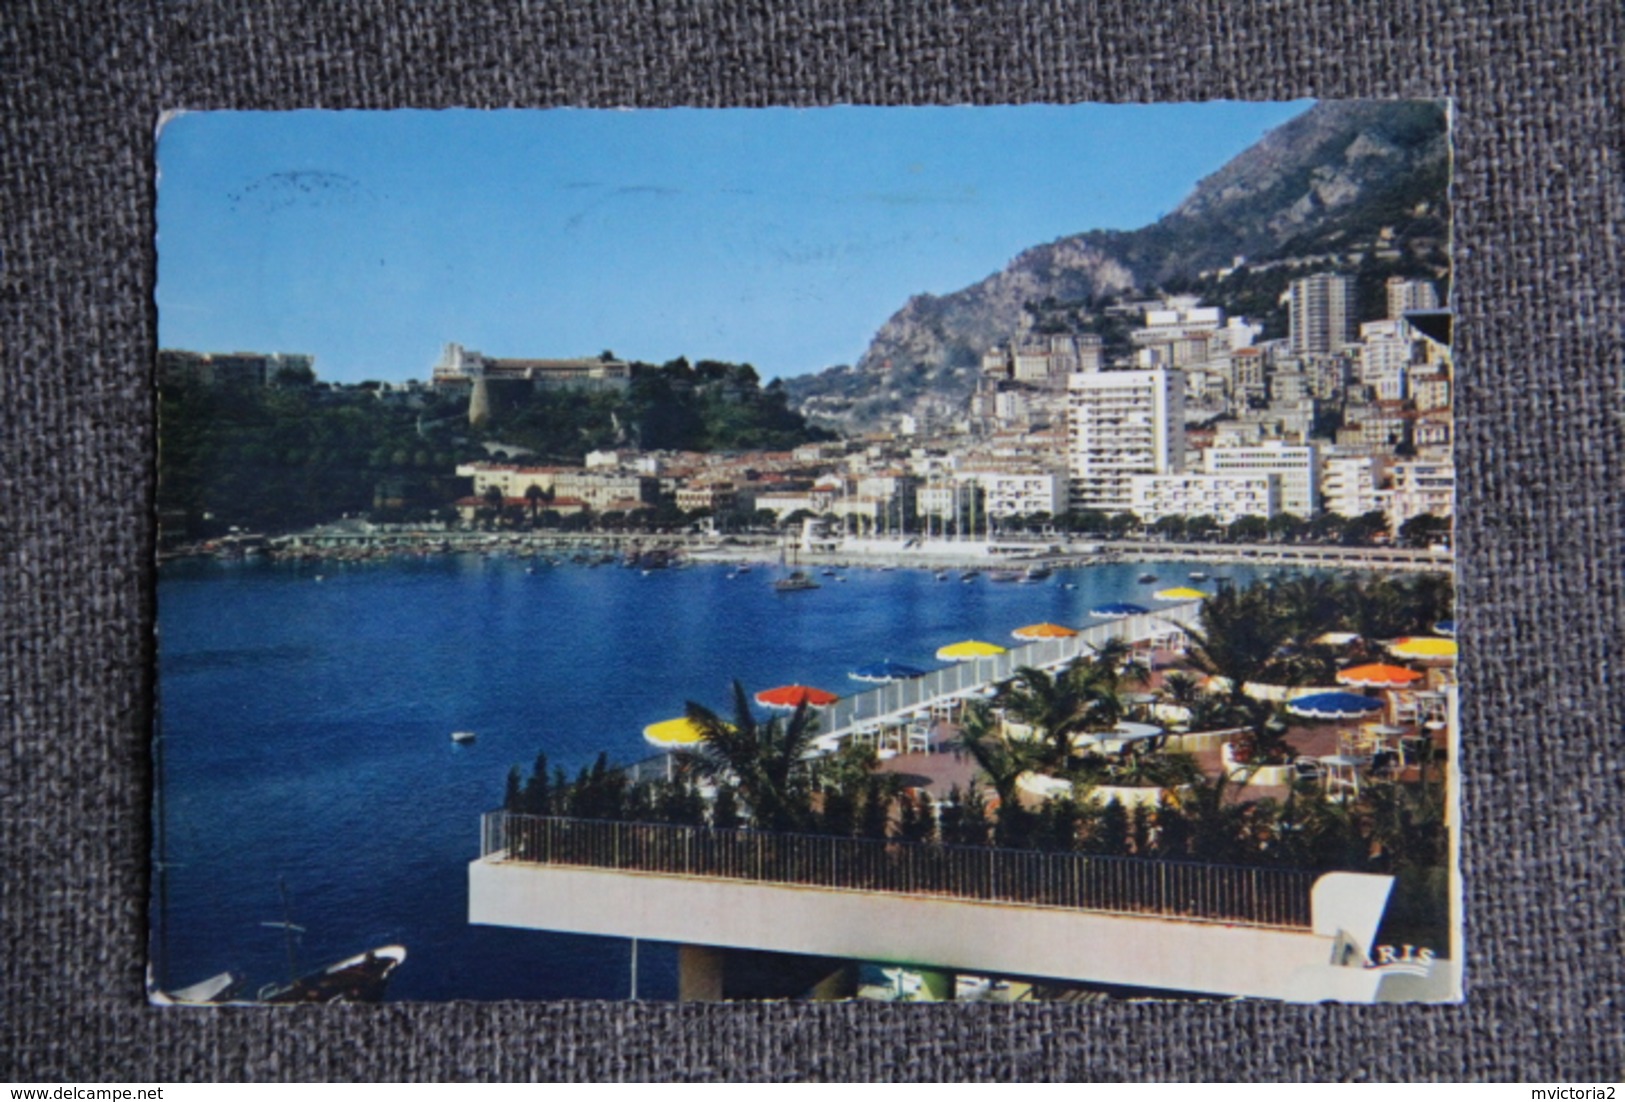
153, 552, 1293, 1001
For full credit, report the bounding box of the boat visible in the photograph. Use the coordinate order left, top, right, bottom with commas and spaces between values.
1138, 573, 1158, 584
451, 730, 476, 744
150, 968, 242, 1006
258, 945, 408, 1004
988, 570, 1020, 583
960, 570, 980, 582
1189, 571, 1209, 581
773, 570, 821, 593
1021, 566, 1052, 583
935, 571, 949, 582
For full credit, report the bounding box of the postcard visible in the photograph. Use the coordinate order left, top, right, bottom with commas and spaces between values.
152, 101, 1458, 1005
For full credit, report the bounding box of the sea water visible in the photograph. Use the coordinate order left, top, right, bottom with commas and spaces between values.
153, 553, 1286, 1001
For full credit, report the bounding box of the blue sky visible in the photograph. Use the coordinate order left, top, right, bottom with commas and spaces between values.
157, 102, 1310, 383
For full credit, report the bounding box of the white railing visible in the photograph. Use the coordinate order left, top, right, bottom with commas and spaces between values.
816, 602, 1203, 743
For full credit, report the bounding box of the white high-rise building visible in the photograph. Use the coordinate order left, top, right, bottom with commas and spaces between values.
1289, 273, 1357, 354
1321, 454, 1385, 519
1066, 369, 1185, 514
1387, 460, 1455, 529
1386, 276, 1440, 319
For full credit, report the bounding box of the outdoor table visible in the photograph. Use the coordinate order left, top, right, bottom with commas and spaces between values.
1318, 754, 1362, 795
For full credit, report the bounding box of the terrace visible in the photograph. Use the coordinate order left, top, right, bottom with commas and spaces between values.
470, 579, 1458, 1003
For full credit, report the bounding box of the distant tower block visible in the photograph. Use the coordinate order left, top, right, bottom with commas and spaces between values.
467, 370, 491, 428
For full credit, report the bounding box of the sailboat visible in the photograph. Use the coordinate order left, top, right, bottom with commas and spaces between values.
774, 532, 820, 592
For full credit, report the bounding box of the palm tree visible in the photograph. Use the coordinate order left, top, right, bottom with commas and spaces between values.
1183, 584, 1294, 707
523, 483, 546, 526
480, 484, 504, 529
997, 666, 1090, 770
1087, 635, 1151, 689
950, 702, 1037, 811
951, 702, 1042, 848
682, 680, 820, 833
996, 648, 1149, 771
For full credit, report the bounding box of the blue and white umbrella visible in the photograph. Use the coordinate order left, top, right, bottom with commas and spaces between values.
1089, 602, 1149, 619
1432, 620, 1456, 636
849, 660, 928, 684
1286, 690, 1385, 720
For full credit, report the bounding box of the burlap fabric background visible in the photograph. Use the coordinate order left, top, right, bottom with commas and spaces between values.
3, 0, 1621, 1082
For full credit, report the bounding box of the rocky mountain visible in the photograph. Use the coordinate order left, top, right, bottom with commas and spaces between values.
785, 100, 1450, 434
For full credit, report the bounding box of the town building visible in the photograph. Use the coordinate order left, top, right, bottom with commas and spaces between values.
1386, 276, 1440, 319
1066, 369, 1186, 514
1320, 454, 1386, 519
1386, 460, 1455, 528
1357, 319, 1414, 401
1202, 442, 1319, 517
1288, 273, 1357, 355
1129, 472, 1280, 525
965, 469, 1068, 521
431, 342, 632, 393
674, 482, 738, 515
158, 349, 315, 388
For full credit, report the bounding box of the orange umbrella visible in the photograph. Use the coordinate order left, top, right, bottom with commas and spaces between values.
1012, 622, 1079, 641
1336, 663, 1424, 688
753, 684, 839, 709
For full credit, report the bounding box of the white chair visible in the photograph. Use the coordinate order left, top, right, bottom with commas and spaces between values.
905, 722, 932, 755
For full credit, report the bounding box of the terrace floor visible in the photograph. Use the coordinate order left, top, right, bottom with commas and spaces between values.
875, 713, 1448, 808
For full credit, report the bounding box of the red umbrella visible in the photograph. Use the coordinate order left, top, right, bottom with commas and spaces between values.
754, 684, 839, 710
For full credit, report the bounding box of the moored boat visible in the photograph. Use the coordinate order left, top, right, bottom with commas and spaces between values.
773, 570, 820, 593
258, 945, 408, 1004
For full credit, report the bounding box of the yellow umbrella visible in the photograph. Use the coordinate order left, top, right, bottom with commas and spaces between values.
936, 639, 1007, 661
1389, 637, 1458, 660
1154, 586, 1211, 601
642, 716, 713, 749
1012, 622, 1079, 641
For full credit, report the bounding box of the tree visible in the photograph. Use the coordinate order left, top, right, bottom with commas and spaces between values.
951, 702, 1039, 830
1185, 514, 1219, 542
272, 361, 316, 387
682, 681, 820, 833
1183, 584, 1295, 707
1151, 515, 1188, 542
474, 484, 504, 529
1226, 515, 1269, 543
1398, 513, 1451, 549
1306, 511, 1347, 544
1267, 512, 1306, 543
1105, 512, 1141, 539
523, 483, 547, 526
1342, 510, 1390, 546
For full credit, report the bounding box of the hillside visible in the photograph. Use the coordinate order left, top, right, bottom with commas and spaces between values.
785, 100, 1449, 433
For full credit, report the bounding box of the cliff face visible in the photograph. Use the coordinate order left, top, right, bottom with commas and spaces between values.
785, 100, 1449, 434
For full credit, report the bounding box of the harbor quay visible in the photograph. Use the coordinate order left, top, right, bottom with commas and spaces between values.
182, 523, 1452, 575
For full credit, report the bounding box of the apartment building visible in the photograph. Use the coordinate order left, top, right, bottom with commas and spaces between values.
1202, 442, 1319, 517
1129, 472, 1281, 525
1066, 369, 1185, 514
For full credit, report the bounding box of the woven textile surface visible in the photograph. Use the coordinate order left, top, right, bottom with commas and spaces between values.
2, 0, 1621, 1082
